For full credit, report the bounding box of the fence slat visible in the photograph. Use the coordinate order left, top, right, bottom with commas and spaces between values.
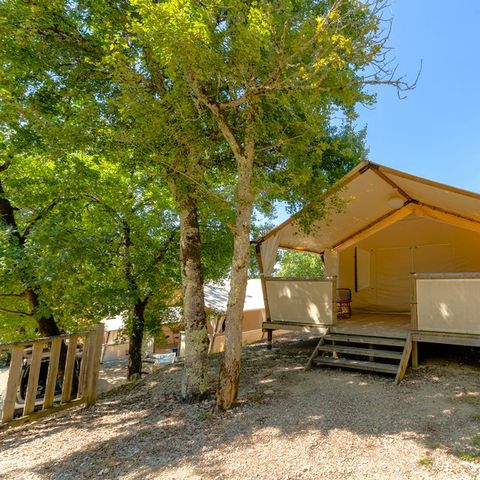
61, 335, 78, 403
1, 325, 104, 428
77, 335, 90, 399
1, 346, 24, 423
86, 324, 105, 407
43, 338, 62, 409
23, 343, 44, 416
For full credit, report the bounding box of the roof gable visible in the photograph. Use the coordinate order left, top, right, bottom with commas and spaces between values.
257, 161, 480, 253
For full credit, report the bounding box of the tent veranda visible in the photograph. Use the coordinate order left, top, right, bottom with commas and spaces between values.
254, 161, 480, 352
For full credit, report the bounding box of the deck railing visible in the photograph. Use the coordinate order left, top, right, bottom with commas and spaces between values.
412, 273, 480, 335
0, 323, 104, 428
264, 276, 336, 325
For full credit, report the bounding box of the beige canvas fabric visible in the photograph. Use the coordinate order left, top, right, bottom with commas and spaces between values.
417, 278, 480, 334
258, 162, 480, 314
266, 280, 334, 324
259, 161, 480, 254
260, 232, 281, 276
339, 216, 480, 312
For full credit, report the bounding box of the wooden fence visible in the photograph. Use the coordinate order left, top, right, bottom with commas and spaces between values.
0, 323, 104, 428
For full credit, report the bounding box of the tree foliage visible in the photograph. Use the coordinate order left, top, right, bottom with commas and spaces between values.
276, 249, 325, 278
0, 0, 408, 403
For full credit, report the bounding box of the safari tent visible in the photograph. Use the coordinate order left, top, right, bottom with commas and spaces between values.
254, 161, 480, 381
204, 279, 276, 353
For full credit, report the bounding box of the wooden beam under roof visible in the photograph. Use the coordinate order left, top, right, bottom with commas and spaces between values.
332, 203, 415, 252
413, 203, 480, 233
333, 201, 480, 253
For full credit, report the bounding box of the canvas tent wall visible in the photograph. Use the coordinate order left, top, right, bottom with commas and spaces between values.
255, 161, 480, 337
339, 216, 480, 313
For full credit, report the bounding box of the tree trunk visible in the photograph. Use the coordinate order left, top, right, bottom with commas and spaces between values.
177, 193, 209, 402
128, 299, 146, 379
1, 173, 63, 337
24, 288, 61, 337
217, 154, 254, 410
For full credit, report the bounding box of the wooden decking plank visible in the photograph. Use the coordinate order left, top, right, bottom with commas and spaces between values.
1, 346, 24, 423
395, 334, 413, 384
262, 321, 329, 332
317, 344, 403, 360
43, 338, 62, 409
23, 343, 44, 416
305, 333, 328, 371
324, 334, 406, 347
61, 335, 78, 403
330, 326, 408, 339
412, 332, 480, 347
313, 357, 398, 374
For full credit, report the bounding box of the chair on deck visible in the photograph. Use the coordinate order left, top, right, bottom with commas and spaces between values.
336, 288, 352, 319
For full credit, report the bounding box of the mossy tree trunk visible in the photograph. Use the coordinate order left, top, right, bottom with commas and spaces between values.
177, 193, 209, 401
216, 123, 255, 410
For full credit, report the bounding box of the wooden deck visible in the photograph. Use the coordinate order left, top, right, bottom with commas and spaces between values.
263, 311, 410, 339
332, 312, 410, 339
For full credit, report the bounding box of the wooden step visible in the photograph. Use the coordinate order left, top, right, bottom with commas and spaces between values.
313, 357, 399, 374
317, 344, 403, 360
323, 333, 406, 347
330, 326, 408, 339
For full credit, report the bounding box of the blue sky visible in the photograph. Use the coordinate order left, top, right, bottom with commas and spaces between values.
357, 0, 480, 191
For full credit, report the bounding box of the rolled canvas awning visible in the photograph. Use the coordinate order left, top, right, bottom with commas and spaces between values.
256, 161, 480, 256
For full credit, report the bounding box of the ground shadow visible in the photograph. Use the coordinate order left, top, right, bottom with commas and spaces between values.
1, 334, 479, 479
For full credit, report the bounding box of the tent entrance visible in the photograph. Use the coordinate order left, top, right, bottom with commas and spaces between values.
345, 243, 455, 314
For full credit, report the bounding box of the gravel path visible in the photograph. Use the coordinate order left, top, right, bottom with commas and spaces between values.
1, 334, 480, 479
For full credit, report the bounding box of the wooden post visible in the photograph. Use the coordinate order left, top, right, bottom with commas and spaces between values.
178, 331, 186, 358
409, 273, 419, 369
23, 342, 44, 416
256, 243, 273, 350
61, 335, 78, 403
208, 315, 225, 355
331, 276, 338, 326
2, 346, 24, 423
368, 344, 374, 362
410, 273, 418, 331
330, 278, 338, 357
86, 323, 105, 407
43, 338, 62, 409
411, 341, 419, 369
77, 334, 90, 399
305, 332, 327, 371
395, 334, 412, 384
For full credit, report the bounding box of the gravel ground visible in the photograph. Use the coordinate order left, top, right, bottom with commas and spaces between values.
1, 333, 480, 480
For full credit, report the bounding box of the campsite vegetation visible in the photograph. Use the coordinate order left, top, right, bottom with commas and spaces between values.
0, 0, 412, 408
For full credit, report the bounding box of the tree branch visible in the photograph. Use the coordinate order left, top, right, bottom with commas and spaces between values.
0, 292, 27, 298
184, 71, 245, 162
0, 306, 32, 317
0, 157, 12, 174
21, 199, 60, 241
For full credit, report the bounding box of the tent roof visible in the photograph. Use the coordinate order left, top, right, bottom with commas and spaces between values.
204, 279, 265, 312
102, 314, 126, 332
256, 161, 480, 254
